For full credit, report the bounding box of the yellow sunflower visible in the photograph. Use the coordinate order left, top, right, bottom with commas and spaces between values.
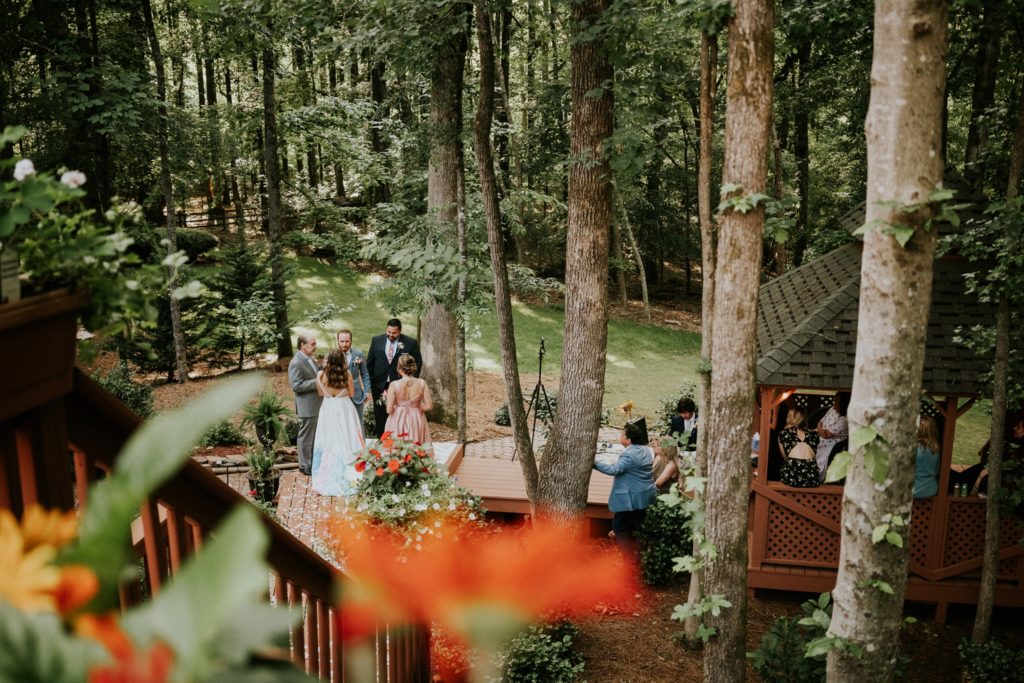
0, 508, 63, 612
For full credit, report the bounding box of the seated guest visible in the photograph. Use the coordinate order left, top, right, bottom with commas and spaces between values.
913, 417, 940, 499
669, 397, 698, 450
951, 411, 1024, 496
778, 407, 820, 488
815, 391, 850, 481
652, 439, 680, 493
594, 420, 657, 556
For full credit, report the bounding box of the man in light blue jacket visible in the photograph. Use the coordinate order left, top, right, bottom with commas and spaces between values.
337, 329, 371, 433
593, 420, 657, 555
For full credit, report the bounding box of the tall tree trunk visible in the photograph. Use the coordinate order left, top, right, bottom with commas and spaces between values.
963, 1, 1001, 185
617, 196, 650, 322
827, 2, 948, 679
420, 1, 469, 430
475, 0, 539, 502
684, 28, 718, 646
535, 0, 613, 518
610, 215, 628, 305
972, 83, 1024, 643
369, 61, 391, 203
791, 40, 810, 268
262, 19, 292, 359
495, 3, 513, 191
703, 0, 773, 678
329, 59, 346, 199
142, 0, 188, 385
224, 63, 248, 240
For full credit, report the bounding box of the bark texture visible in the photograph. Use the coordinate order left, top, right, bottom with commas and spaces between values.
142, 0, 188, 384
685, 28, 718, 646
420, 0, 469, 430
535, 0, 613, 518
702, 1, 773, 679
474, 0, 539, 503
262, 28, 292, 359
827, 2, 948, 679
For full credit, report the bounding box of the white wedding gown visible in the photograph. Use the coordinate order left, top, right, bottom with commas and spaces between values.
311, 378, 365, 496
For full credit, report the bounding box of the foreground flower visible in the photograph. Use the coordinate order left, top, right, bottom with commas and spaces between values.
13, 158, 35, 181
19, 504, 79, 550
618, 400, 635, 416
0, 507, 68, 611
60, 170, 87, 188
88, 641, 174, 683
330, 519, 637, 647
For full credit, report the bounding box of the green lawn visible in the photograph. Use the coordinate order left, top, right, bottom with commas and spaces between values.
287, 257, 702, 422
287, 256, 989, 461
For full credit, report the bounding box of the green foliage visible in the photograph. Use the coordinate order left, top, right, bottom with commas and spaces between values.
241, 392, 291, 449
280, 223, 363, 263
959, 638, 1024, 682
495, 622, 585, 683
494, 403, 511, 426
496, 391, 558, 428
92, 361, 155, 418
748, 612, 826, 683
200, 420, 246, 447
638, 497, 692, 586
245, 447, 277, 480
0, 603, 109, 683
172, 228, 219, 262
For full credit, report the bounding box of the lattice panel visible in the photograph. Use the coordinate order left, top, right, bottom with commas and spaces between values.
909, 498, 933, 569
944, 502, 987, 566
787, 491, 842, 524
919, 399, 941, 420
766, 502, 840, 564
790, 394, 833, 422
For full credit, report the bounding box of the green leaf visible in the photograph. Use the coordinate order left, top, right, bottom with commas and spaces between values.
872, 523, 889, 544
60, 375, 262, 609
805, 636, 834, 658
892, 225, 915, 247
825, 451, 852, 483
885, 531, 904, 548
863, 441, 891, 485
875, 581, 894, 594
850, 426, 879, 451
0, 602, 108, 683
0, 126, 27, 147
927, 189, 956, 203
122, 506, 296, 680
719, 182, 742, 195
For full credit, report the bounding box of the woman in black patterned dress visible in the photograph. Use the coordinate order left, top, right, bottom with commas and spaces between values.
778, 407, 821, 488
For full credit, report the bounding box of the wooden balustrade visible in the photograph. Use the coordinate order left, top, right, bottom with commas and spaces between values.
1, 364, 431, 681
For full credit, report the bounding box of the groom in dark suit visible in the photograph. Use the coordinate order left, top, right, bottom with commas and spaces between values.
366, 318, 422, 438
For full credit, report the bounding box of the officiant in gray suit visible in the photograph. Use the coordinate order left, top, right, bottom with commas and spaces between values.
288, 333, 323, 476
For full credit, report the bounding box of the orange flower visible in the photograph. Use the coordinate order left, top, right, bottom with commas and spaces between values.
380, 433, 394, 449
403, 454, 413, 463
88, 641, 174, 683
355, 461, 367, 473
329, 519, 637, 645
51, 565, 100, 615
375, 467, 385, 477
387, 459, 401, 473
76, 613, 135, 662
20, 505, 79, 550
370, 448, 381, 458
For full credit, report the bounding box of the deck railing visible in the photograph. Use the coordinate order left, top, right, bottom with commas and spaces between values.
1, 367, 430, 682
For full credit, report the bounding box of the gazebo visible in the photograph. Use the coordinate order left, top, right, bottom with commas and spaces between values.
747, 192, 1023, 621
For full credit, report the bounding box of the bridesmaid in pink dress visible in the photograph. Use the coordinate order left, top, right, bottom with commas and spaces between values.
384, 354, 433, 445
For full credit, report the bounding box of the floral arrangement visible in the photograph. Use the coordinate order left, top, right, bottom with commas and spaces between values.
353, 432, 437, 492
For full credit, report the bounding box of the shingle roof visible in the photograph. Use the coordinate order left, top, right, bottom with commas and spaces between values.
756, 199, 995, 395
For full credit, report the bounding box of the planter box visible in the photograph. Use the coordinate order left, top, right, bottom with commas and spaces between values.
0, 288, 88, 421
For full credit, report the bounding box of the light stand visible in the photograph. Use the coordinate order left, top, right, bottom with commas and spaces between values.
512, 338, 556, 462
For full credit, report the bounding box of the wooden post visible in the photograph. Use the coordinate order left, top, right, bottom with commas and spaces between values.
927, 396, 959, 575
749, 386, 776, 573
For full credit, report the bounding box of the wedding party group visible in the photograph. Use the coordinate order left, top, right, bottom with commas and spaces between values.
287, 318, 433, 497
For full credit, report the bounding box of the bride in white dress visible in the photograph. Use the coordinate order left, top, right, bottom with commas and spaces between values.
311, 349, 366, 496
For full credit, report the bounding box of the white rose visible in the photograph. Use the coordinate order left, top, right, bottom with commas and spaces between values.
13, 159, 35, 181
60, 170, 87, 188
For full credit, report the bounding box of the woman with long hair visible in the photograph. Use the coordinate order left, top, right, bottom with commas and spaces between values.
778, 407, 821, 488
311, 349, 366, 496
384, 354, 432, 445
913, 416, 941, 499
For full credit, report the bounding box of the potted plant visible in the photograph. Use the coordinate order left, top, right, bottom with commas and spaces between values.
242, 391, 291, 450
245, 447, 281, 504
1, 126, 195, 419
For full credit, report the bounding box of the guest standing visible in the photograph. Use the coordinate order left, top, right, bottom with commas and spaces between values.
815, 392, 850, 481
384, 354, 433, 445
336, 328, 371, 434
593, 421, 657, 556
288, 334, 323, 476
778, 407, 820, 488
913, 416, 940, 499
366, 318, 422, 438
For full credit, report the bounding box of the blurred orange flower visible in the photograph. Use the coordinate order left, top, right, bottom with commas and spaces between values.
76, 613, 134, 662
52, 564, 101, 615
380, 432, 395, 449
387, 459, 401, 473
87, 640, 174, 683
329, 519, 637, 646
0, 507, 64, 612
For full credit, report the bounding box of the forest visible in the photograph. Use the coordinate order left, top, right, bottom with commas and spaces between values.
3, 0, 1024, 681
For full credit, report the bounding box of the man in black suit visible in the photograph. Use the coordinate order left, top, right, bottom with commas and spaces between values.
365, 318, 422, 438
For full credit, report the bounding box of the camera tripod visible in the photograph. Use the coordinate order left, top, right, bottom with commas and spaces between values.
512, 338, 556, 462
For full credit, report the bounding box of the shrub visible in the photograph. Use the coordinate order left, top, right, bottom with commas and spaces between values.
638, 497, 692, 586
281, 228, 361, 262
284, 417, 300, 446
495, 391, 558, 428
93, 361, 154, 418
494, 404, 511, 426
200, 420, 246, 447
959, 639, 1024, 682
496, 621, 584, 683
174, 228, 219, 261
363, 403, 377, 436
